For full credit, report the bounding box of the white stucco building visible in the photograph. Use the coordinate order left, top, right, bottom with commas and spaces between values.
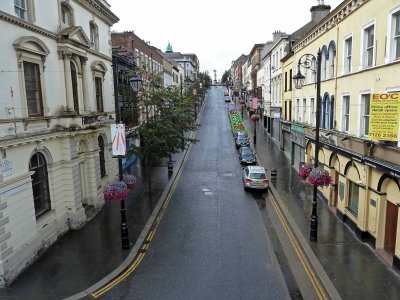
0, 0, 118, 285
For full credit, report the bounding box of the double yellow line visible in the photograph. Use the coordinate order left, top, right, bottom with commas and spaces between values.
269, 192, 329, 300
90, 151, 188, 298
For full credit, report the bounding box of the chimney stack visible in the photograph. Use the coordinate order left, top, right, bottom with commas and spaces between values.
311, 0, 330, 23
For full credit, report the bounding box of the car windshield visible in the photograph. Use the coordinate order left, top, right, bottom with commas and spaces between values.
242, 150, 253, 156
250, 172, 266, 179
237, 136, 247, 141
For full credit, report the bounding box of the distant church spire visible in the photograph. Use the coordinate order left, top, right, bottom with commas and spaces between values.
166, 41, 173, 53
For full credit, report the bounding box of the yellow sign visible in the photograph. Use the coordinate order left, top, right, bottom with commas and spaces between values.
369, 93, 400, 141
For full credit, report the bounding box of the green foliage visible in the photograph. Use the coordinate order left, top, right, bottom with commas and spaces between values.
119, 84, 139, 127
221, 70, 230, 83
126, 85, 198, 162
228, 110, 247, 135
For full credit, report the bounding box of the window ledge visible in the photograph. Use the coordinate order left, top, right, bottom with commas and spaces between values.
345, 207, 358, 219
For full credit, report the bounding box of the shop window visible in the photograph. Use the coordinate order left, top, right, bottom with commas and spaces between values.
347, 181, 359, 216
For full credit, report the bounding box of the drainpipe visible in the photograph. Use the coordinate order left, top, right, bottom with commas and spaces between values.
334, 23, 339, 130
269, 53, 272, 133
362, 142, 375, 232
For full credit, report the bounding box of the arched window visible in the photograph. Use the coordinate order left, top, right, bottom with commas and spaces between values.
30, 153, 51, 218
311, 57, 316, 83
60, 1, 74, 26
329, 96, 335, 129
89, 21, 99, 51
98, 136, 106, 178
70, 61, 79, 113
91, 61, 107, 113
320, 95, 327, 129
328, 41, 336, 79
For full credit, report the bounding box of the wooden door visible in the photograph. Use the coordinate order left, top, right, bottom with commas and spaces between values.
333, 172, 339, 207
384, 201, 398, 254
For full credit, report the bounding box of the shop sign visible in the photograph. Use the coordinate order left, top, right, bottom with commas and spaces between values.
282, 124, 291, 132
111, 124, 126, 156
369, 93, 400, 141
291, 124, 304, 133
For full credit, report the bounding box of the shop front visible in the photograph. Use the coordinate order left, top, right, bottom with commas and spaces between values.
281, 121, 291, 159
291, 124, 305, 170
271, 108, 281, 142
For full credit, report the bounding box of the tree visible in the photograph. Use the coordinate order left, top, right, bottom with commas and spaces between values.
221, 70, 230, 84
125, 74, 198, 197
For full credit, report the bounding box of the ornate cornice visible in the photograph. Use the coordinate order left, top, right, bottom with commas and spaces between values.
0, 11, 57, 39
73, 0, 119, 26
294, 0, 369, 51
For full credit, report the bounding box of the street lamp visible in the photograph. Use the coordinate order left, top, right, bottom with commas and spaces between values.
130, 74, 142, 92
293, 49, 322, 242
239, 99, 245, 119
112, 56, 143, 250
251, 114, 260, 145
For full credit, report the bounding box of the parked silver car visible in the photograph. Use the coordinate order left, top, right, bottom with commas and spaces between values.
242, 165, 269, 190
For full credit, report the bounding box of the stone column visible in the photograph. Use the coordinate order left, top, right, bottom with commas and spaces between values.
81, 57, 90, 112
63, 52, 74, 111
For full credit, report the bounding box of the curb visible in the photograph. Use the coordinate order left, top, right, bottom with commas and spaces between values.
268, 183, 342, 300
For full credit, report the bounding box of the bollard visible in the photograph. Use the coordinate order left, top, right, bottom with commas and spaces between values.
271, 168, 277, 181
167, 161, 173, 173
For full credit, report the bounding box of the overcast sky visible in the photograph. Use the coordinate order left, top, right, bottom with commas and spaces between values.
107, 0, 342, 80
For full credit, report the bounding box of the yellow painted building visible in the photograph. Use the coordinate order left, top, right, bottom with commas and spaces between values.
291, 0, 400, 272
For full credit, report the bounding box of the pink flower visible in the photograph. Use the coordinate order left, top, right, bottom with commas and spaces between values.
123, 175, 137, 189
103, 181, 128, 202
307, 167, 332, 187
299, 163, 313, 179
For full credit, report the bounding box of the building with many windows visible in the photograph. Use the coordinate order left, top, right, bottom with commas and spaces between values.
291, 0, 400, 272
230, 0, 400, 275
0, 0, 118, 285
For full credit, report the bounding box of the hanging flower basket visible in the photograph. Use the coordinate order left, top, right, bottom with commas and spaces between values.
251, 114, 260, 122
307, 167, 332, 187
103, 180, 128, 202
123, 174, 137, 189
299, 163, 313, 179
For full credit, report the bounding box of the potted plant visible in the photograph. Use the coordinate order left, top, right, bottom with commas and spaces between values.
103, 181, 128, 201
307, 167, 332, 187
123, 174, 137, 189
299, 163, 313, 179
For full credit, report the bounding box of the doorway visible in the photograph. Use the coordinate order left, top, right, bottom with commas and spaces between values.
384, 201, 398, 254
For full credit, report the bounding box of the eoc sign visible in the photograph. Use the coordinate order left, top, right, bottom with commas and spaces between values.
368, 93, 400, 141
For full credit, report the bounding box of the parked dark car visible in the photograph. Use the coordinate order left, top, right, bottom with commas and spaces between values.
235, 132, 250, 149
238, 146, 257, 165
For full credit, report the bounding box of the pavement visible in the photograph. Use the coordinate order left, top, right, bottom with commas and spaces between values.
1, 89, 400, 299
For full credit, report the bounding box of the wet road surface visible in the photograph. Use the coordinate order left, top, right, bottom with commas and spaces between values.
100, 86, 292, 299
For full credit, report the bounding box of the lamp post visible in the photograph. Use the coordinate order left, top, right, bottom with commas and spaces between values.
239, 99, 245, 119
292, 49, 322, 242
251, 114, 260, 145
112, 56, 142, 250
